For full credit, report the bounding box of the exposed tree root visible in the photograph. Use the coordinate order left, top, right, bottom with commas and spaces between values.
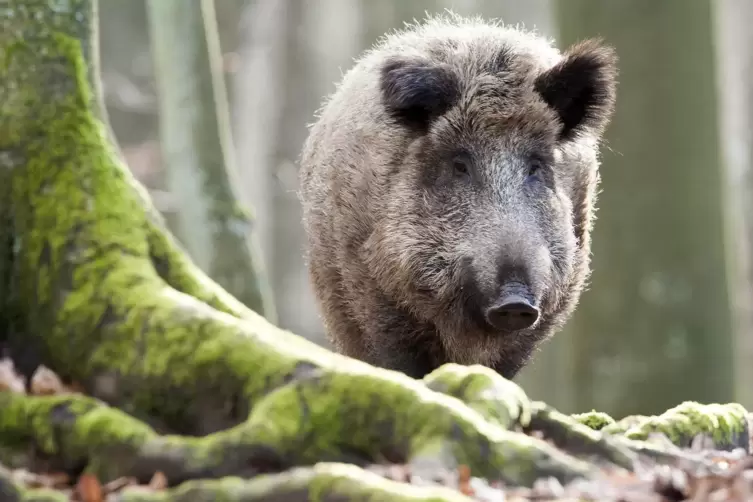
600, 401, 751, 451
0, 370, 597, 487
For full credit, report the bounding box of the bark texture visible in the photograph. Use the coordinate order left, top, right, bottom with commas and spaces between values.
0, 1, 750, 500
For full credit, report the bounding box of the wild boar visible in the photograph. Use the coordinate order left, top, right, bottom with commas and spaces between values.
298, 13, 618, 379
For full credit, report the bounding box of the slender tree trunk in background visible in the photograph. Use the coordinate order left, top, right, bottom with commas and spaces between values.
146, 0, 276, 321
712, 0, 753, 409
233, 0, 313, 339
234, 0, 364, 344
213, 0, 250, 54
232, 0, 288, 326
98, 0, 182, 230
279, 0, 364, 344
213, 0, 253, 110
98, 0, 155, 149
269, 1, 315, 340
307, 0, 363, 88
553, 0, 734, 417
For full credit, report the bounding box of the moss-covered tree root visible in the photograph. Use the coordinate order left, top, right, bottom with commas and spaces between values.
424, 364, 751, 466
602, 401, 750, 451
0, 374, 596, 487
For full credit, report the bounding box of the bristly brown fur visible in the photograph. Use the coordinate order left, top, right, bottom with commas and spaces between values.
298, 13, 618, 379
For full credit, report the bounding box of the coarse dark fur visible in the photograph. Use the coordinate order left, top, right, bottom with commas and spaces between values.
298, 13, 618, 380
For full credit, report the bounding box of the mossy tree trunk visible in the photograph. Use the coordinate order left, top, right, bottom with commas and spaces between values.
553, 0, 736, 418
0, 1, 750, 500
145, 0, 276, 321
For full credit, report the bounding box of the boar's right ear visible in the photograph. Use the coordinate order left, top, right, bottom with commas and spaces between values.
534, 39, 618, 141
380, 56, 460, 132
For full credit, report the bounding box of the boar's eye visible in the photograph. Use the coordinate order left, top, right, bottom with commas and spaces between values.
526, 159, 545, 183
451, 155, 472, 179
453, 159, 469, 175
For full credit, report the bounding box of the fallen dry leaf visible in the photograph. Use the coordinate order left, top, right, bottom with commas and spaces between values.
458, 464, 474, 496
148, 471, 168, 491
76, 473, 104, 502
30, 365, 65, 396
0, 357, 26, 394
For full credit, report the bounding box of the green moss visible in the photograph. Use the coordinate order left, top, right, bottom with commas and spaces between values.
605, 401, 749, 449
21, 494, 68, 502
526, 403, 637, 470
144, 216, 263, 321
231, 202, 253, 222
0, 392, 86, 457
0, 391, 156, 479
235, 369, 594, 486
570, 410, 616, 431
423, 363, 531, 429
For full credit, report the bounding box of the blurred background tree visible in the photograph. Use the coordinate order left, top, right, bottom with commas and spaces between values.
548, 0, 734, 417
146, 0, 276, 320
101, 0, 753, 418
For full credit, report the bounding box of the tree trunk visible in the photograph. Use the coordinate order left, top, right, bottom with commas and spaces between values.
0, 1, 748, 499
712, 0, 753, 410
145, 0, 276, 320
230, 0, 288, 328
553, 0, 735, 417
265, 0, 325, 342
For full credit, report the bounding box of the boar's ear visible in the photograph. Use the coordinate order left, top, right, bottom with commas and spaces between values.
534, 39, 618, 141
380, 56, 460, 132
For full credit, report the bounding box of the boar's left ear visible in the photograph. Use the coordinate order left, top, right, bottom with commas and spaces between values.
534, 39, 618, 141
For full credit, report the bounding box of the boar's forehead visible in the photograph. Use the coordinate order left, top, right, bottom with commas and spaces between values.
430, 84, 561, 158
430, 48, 563, 154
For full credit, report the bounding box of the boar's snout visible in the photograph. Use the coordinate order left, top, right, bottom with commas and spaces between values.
460, 223, 551, 334
485, 288, 540, 332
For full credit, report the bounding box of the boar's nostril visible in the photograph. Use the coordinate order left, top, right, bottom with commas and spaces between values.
485, 294, 540, 332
